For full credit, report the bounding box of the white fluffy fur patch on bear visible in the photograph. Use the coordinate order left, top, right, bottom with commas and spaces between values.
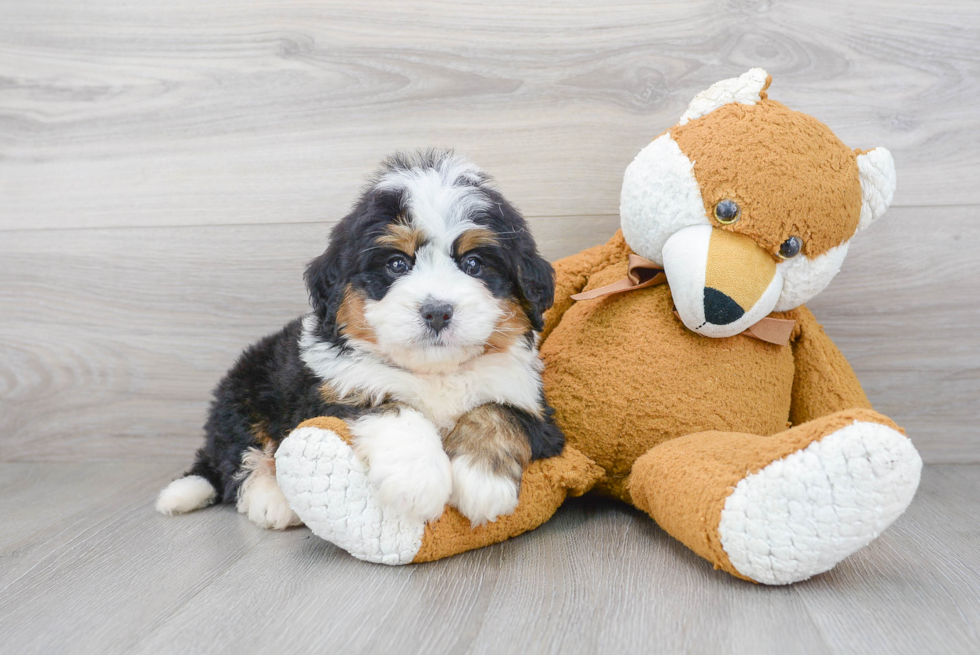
678, 68, 770, 126
856, 147, 897, 231
717, 421, 922, 585
620, 134, 709, 265
773, 240, 850, 312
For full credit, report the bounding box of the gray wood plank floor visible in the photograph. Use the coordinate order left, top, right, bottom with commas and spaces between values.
0, 463, 977, 655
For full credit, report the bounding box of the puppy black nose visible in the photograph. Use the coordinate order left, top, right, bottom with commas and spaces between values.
703, 287, 745, 325
420, 302, 454, 334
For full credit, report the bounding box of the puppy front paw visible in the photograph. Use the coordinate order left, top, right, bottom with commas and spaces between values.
367, 450, 453, 524
450, 457, 520, 527
351, 407, 454, 523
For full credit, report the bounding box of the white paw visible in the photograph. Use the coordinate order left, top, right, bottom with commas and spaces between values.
275, 426, 425, 565
365, 449, 452, 524
237, 470, 303, 530
718, 421, 922, 585
450, 456, 520, 527
352, 409, 452, 524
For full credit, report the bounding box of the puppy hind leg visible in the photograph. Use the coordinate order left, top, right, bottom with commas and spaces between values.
236, 446, 303, 530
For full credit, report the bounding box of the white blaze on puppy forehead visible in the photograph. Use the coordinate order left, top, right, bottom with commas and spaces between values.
374, 153, 490, 247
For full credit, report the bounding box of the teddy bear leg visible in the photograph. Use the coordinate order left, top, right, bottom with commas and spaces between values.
275, 417, 604, 565
626, 408, 922, 584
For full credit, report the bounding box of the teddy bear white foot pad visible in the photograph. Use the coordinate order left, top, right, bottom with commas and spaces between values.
717, 421, 922, 585
275, 426, 425, 565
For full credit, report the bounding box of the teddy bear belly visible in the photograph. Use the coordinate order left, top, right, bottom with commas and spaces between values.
540, 286, 795, 502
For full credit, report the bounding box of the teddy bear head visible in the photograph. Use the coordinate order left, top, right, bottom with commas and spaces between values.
620, 68, 896, 338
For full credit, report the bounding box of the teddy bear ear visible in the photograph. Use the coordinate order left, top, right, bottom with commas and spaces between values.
856, 147, 897, 230
677, 68, 772, 126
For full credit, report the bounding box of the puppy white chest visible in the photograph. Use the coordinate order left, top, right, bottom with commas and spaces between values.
300, 315, 543, 432
381, 349, 542, 431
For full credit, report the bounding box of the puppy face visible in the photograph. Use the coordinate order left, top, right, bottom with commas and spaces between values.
305, 150, 554, 374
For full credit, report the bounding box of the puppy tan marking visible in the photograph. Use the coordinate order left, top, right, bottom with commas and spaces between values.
318, 381, 378, 409
444, 404, 532, 525
250, 420, 275, 449
445, 404, 533, 481
336, 285, 378, 345
486, 298, 532, 354
377, 220, 426, 256
454, 227, 499, 256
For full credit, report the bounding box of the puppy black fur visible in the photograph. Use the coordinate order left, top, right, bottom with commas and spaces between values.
183, 151, 564, 505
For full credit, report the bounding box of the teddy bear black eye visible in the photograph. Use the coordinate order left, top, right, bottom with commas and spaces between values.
461, 255, 483, 277
778, 236, 803, 259
714, 199, 740, 224
386, 254, 412, 276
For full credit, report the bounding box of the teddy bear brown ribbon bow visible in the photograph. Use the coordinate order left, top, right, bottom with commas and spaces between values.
570, 254, 796, 346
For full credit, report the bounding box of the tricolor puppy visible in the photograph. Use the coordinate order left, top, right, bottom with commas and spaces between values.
157, 150, 563, 529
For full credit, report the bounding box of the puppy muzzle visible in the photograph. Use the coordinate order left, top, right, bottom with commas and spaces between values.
662, 225, 783, 338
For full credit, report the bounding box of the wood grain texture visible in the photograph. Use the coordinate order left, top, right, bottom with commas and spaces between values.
1, 0, 978, 231
0, 463, 977, 655
1, 207, 975, 463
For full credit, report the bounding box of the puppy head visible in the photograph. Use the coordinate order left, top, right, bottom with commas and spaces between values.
305, 150, 554, 373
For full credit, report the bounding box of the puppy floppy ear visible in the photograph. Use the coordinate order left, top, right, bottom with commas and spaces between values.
304, 238, 348, 341
483, 188, 555, 331
517, 251, 555, 332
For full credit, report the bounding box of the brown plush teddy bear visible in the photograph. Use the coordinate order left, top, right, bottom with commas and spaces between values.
276, 69, 922, 584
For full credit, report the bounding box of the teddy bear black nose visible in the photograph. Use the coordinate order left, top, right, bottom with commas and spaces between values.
420, 301, 454, 334
703, 288, 744, 325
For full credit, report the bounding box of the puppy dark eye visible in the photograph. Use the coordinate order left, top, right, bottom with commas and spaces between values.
386, 254, 412, 276
778, 236, 803, 259
461, 255, 482, 276
714, 199, 740, 224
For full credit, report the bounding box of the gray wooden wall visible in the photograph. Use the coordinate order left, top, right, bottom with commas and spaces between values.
2, 0, 978, 464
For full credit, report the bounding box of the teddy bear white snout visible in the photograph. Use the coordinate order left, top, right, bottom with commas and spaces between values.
662, 224, 784, 338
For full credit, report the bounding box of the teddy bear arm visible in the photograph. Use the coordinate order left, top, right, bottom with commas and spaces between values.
541, 239, 622, 342
789, 307, 873, 426
277, 418, 604, 565
411, 446, 604, 562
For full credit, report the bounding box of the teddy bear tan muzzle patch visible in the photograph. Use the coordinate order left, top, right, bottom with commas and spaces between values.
662, 225, 783, 338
